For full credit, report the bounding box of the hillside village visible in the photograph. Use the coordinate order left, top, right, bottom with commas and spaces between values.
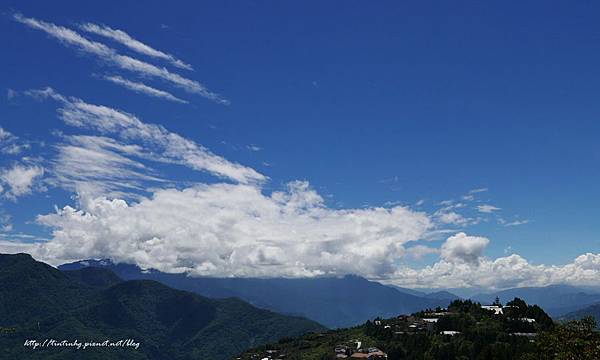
236, 298, 555, 360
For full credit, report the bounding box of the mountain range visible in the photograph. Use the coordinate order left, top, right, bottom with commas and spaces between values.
0, 253, 324, 360
59, 259, 600, 323
4, 252, 600, 359
560, 303, 600, 326
470, 284, 600, 316
59, 259, 458, 328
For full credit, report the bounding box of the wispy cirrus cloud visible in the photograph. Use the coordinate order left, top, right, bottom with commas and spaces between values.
13, 13, 228, 105
435, 210, 472, 226
469, 187, 488, 194
80, 23, 193, 71
246, 144, 261, 152
0, 127, 31, 155
498, 218, 530, 227
102, 75, 188, 104
50, 135, 165, 198
7, 89, 17, 99
25, 87, 265, 184
433, 201, 477, 227
477, 204, 501, 213
504, 219, 529, 227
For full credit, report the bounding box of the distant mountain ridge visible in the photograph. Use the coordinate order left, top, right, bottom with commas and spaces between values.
425, 290, 462, 300
0, 253, 324, 360
60, 259, 600, 322
60, 259, 458, 328
471, 284, 600, 316
560, 303, 600, 326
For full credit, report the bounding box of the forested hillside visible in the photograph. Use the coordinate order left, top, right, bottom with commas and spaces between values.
0, 253, 324, 360
238, 299, 600, 360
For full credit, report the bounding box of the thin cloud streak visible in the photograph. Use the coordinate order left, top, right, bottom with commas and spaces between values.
80, 23, 193, 70
13, 13, 228, 105
477, 204, 501, 213
0, 127, 31, 155
503, 219, 530, 227
103, 75, 188, 104
25, 87, 265, 184
50, 135, 166, 198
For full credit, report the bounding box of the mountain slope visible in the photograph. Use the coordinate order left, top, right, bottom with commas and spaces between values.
60, 259, 456, 328
424, 291, 461, 300
560, 303, 600, 326
387, 285, 427, 297
0, 253, 324, 360
0, 253, 96, 326
63, 267, 123, 289
237, 298, 556, 359
471, 284, 600, 316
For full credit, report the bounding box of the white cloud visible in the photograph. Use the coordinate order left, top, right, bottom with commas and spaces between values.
0, 127, 31, 155
436, 211, 470, 226
469, 187, 488, 194
388, 252, 600, 290
102, 75, 188, 104
379, 176, 400, 184
440, 232, 489, 264
246, 144, 261, 152
405, 245, 439, 260
0, 128, 16, 141
33, 181, 432, 277
7, 89, 17, 100
50, 135, 164, 198
14, 14, 228, 104
8, 13, 589, 292
80, 23, 193, 70
22, 185, 600, 291
477, 204, 501, 213
26, 87, 265, 184
503, 219, 530, 227
0, 164, 44, 199
433, 201, 478, 227
0, 240, 37, 254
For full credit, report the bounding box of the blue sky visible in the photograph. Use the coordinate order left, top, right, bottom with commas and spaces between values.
0, 1, 599, 289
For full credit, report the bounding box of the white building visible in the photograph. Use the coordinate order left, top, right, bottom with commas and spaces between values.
440, 331, 461, 336
481, 305, 503, 315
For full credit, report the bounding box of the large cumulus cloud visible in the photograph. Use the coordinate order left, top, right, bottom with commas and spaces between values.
34, 181, 432, 278
21, 183, 600, 290
441, 232, 489, 264
5, 183, 599, 291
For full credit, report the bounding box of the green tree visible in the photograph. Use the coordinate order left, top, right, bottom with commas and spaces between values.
534, 316, 600, 360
